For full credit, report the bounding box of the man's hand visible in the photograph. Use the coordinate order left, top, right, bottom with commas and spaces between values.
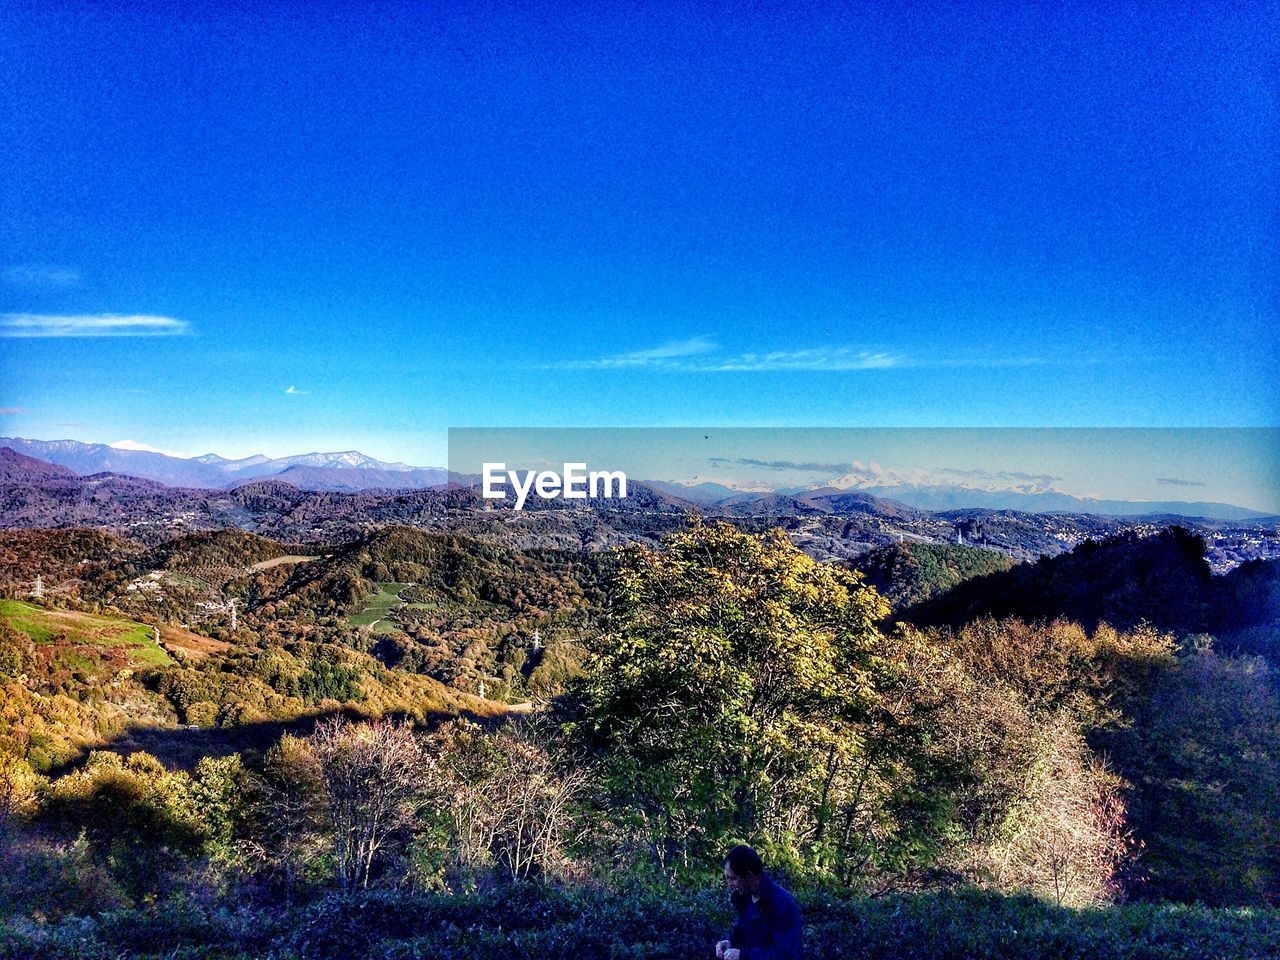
715, 940, 730, 959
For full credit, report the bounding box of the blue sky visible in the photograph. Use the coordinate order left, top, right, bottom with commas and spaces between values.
1, 2, 1276, 469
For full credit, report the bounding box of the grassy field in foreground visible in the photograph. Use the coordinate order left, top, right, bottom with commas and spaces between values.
0, 599, 173, 668
3, 885, 1280, 960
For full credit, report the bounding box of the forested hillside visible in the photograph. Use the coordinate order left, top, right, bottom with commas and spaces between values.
902, 527, 1280, 642
849, 541, 1016, 610
1, 520, 1278, 958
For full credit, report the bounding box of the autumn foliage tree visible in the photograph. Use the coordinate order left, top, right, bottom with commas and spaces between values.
574, 521, 905, 879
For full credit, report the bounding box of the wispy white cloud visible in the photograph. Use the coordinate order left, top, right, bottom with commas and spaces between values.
0, 407, 27, 416
705, 348, 901, 372
709, 457, 850, 472
285, 385, 308, 395
707, 457, 921, 486
938, 466, 1063, 485
556, 339, 1057, 373
2, 264, 81, 288
562, 336, 718, 370
688, 458, 1069, 495
0, 313, 191, 337
927, 355, 1047, 368
559, 340, 903, 372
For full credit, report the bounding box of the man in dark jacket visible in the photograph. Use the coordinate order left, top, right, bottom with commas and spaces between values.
714, 845, 803, 960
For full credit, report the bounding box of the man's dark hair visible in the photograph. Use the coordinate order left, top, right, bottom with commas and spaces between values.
725, 844, 764, 877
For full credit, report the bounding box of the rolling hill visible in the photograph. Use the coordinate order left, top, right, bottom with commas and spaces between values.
899, 527, 1280, 646
849, 541, 1017, 610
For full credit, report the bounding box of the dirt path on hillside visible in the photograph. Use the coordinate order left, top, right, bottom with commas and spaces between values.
248, 555, 319, 572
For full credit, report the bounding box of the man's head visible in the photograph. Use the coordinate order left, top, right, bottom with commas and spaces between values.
723, 844, 764, 897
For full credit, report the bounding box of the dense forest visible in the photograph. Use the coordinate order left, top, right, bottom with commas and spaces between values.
0, 520, 1278, 958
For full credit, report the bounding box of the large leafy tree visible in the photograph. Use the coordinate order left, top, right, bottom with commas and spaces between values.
575, 521, 914, 879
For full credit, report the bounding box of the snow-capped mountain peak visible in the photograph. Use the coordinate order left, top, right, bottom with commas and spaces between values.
273, 451, 413, 471
109, 439, 190, 458
823, 472, 880, 490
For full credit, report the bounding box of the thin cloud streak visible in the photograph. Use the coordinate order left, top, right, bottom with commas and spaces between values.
0, 313, 191, 337
557, 340, 1052, 373
2, 264, 81, 288
939, 466, 1063, 484
285, 385, 308, 395
559, 340, 901, 372
561, 336, 718, 369
699, 457, 1071, 493
710, 457, 850, 473
705, 348, 901, 372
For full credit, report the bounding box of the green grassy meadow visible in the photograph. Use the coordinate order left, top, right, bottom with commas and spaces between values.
348, 582, 414, 633
0, 599, 172, 668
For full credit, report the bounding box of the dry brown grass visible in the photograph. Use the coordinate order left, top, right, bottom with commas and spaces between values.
156, 622, 232, 660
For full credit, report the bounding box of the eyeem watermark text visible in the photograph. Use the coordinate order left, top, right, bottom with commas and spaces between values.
482, 462, 628, 510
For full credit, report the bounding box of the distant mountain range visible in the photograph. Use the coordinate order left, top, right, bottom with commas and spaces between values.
0, 437, 448, 492
2, 444, 1278, 572
644, 479, 1271, 522
0, 437, 1271, 521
